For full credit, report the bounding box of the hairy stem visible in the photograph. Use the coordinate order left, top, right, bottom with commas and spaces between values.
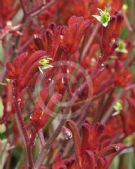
34, 116, 67, 169
81, 23, 100, 59
13, 81, 33, 169
28, 0, 56, 17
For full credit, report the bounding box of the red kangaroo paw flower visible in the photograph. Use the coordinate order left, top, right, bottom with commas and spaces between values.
66, 120, 82, 168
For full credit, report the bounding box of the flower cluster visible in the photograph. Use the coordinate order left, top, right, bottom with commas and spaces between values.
0, 0, 135, 169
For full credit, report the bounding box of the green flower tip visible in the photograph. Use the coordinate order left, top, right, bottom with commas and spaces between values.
38, 57, 53, 74
123, 135, 133, 145
122, 4, 128, 12
113, 100, 123, 112
93, 8, 110, 27
115, 39, 128, 54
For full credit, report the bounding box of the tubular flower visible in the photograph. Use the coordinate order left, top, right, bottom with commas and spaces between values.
61, 16, 90, 54
6, 50, 50, 91
30, 92, 62, 133
101, 11, 124, 55
63, 120, 126, 169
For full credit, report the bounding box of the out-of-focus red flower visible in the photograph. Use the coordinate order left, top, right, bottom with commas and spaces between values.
0, 0, 19, 28
99, 0, 123, 13
114, 69, 132, 87
52, 156, 67, 169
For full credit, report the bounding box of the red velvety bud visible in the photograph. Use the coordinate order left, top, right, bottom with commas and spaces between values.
66, 120, 82, 168
6, 53, 28, 79
39, 93, 62, 128
31, 103, 42, 128
31, 93, 62, 131
30, 93, 61, 143
18, 61, 40, 90
62, 16, 90, 53
6, 63, 18, 79
13, 52, 28, 66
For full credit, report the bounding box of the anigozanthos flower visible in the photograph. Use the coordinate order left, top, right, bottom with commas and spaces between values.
38, 57, 53, 74
115, 39, 128, 53
113, 100, 123, 116
93, 8, 110, 27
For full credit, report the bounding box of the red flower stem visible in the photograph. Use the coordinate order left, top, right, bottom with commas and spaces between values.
126, 55, 135, 67
101, 88, 123, 124
77, 103, 91, 125
94, 89, 114, 122
38, 129, 46, 147
14, 113, 27, 146
28, 0, 56, 17
0, 115, 8, 124
34, 112, 68, 169
16, 36, 33, 54
13, 81, 33, 169
73, 81, 114, 107
120, 111, 128, 136
81, 23, 100, 59
93, 95, 106, 122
